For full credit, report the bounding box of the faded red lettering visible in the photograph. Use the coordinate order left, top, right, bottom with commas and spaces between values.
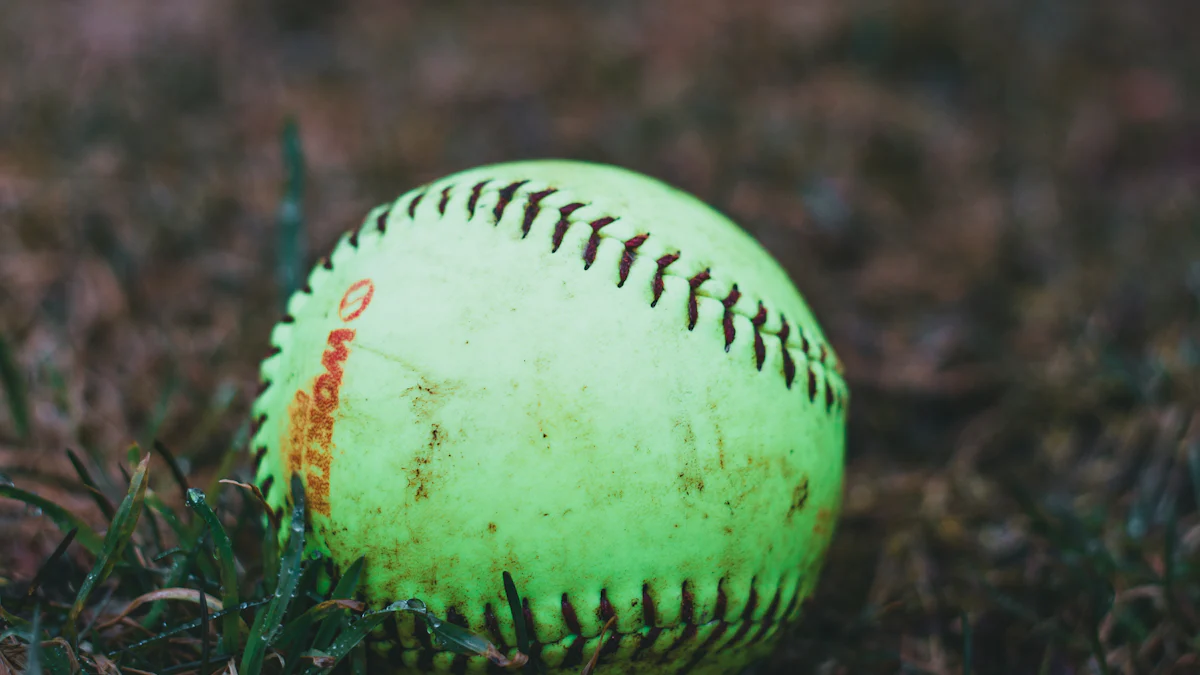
295, 295, 370, 517
339, 280, 374, 322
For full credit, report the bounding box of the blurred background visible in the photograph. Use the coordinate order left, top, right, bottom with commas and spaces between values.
1, 1, 1198, 673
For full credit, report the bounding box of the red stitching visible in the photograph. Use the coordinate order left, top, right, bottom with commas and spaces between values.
522, 188, 558, 238
807, 367, 818, 402
561, 593, 582, 634
745, 588, 783, 646
407, 190, 426, 218
551, 203, 585, 253
721, 285, 741, 351
618, 234, 648, 288
438, 185, 453, 215
467, 180, 490, 219
375, 207, 390, 233
723, 583, 759, 648
778, 318, 797, 389
751, 303, 768, 370
651, 253, 680, 307
493, 180, 529, 225
582, 217, 616, 269
686, 270, 711, 331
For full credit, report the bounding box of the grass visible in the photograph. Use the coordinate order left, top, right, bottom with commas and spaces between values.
0, 449, 537, 675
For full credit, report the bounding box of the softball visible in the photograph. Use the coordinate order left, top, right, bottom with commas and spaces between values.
251, 161, 847, 674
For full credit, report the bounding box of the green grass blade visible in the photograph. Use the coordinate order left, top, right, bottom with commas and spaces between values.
153, 439, 192, 497
277, 598, 365, 675
113, 598, 271, 656
0, 485, 103, 555
65, 453, 150, 642
17, 528, 77, 614
503, 570, 538, 673
241, 476, 307, 675
311, 557, 364, 651
0, 333, 30, 441
65, 448, 116, 520
26, 603, 43, 675
0, 600, 31, 628
40, 639, 77, 675
277, 116, 306, 305
186, 488, 241, 656
299, 602, 417, 675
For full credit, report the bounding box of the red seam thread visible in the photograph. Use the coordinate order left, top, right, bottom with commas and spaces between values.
467, 180, 490, 219
582, 217, 616, 269
651, 253, 680, 307
687, 270, 712, 331
721, 285, 742, 351
551, 203, 585, 253
493, 180, 530, 225
522, 188, 558, 238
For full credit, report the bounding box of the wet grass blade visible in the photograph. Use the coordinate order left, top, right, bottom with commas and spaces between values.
0, 333, 29, 441
186, 488, 240, 656
278, 598, 366, 675
26, 603, 43, 675
113, 599, 272, 656
153, 439, 191, 497
16, 528, 77, 614
241, 476, 307, 675
350, 642, 366, 675
39, 639, 78, 675
199, 587, 211, 675
311, 557, 364, 651
65, 453, 150, 643
298, 602, 414, 675
65, 448, 116, 520
0, 485, 103, 555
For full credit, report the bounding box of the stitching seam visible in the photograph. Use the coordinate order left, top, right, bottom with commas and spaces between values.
376, 578, 802, 673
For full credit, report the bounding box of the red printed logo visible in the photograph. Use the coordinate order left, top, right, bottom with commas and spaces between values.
283, 279, 376, 517
338, 279, 374, 322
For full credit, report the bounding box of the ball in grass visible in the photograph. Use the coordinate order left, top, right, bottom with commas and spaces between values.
251, 161, 847, 674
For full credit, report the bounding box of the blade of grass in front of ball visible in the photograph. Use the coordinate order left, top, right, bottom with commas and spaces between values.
65, 453, 150, 643
310, 557, 364, 652
241, 476, 307, 675
502, 571, 540, 673
0, 485, 103, 555
298, 602, 421, 675
350, 642, 367, 675
277, 598, 366, 675
186, 488, 241, 656
0, 333, 30, 442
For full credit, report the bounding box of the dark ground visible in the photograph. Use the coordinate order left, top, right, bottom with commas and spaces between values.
1, 1, 1199, 673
